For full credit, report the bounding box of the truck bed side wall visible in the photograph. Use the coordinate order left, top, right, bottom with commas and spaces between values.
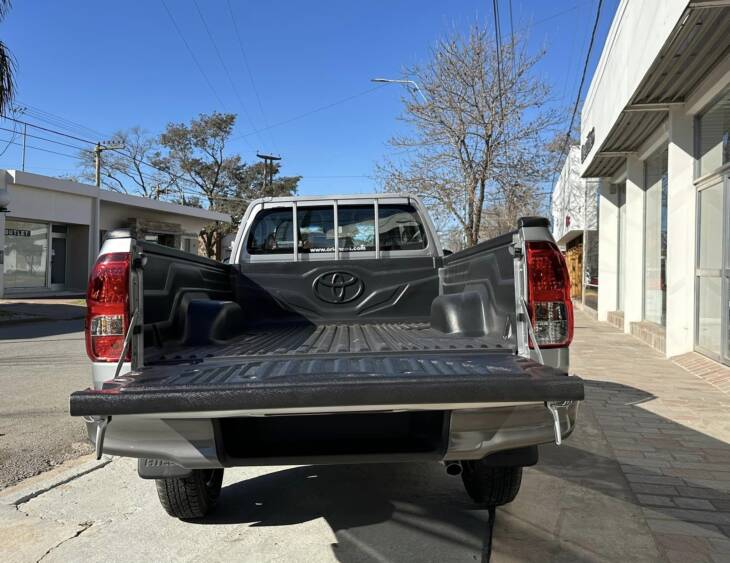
138, 241, 234, 353
433, 232, 517, 345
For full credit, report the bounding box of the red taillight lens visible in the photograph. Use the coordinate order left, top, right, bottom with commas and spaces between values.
525, 241, 573, 349
86, 252, 131, 362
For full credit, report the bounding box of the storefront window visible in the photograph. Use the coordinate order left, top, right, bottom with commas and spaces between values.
584, 230, 599, 310
696, 181, 723, 356
4, 220, 49, 289
644, 147, 668, 326
699, 90, 730, 176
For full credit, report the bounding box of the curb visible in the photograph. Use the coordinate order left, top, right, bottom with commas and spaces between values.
0, 455, 113, 507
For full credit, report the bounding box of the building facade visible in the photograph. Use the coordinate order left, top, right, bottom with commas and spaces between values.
551, 146, 600, 311
580, 0, 730, 364
0, 170, 230, 297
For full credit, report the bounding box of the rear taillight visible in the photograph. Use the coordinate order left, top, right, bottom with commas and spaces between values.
525, 241, 573, 348
85, 252, 131, 362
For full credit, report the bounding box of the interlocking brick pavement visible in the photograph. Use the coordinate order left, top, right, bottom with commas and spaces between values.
570, 310, 730, 562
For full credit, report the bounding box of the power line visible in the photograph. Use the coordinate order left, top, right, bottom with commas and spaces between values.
508, 0, 515, 79
190, 0, 262, 153
0, 125, 91, 153
551, 0, 604, 188
225, 0, 279, 154
492, 0, 505, 120
2, 115, 96, 145
14, 100, 110, 139
232, 84, 386, 141
0, 135, 81, 159
159, 0, 230, 116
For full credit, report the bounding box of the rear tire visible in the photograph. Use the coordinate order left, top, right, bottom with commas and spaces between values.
460, 462, 522, 506
155, 468, 224, 519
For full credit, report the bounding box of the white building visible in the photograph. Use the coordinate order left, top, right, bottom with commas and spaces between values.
551, 146, 600, 310
0, 170, 230, 297
580, 0, 730, 364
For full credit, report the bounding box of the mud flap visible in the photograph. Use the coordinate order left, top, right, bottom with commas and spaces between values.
137, 458, 193, 480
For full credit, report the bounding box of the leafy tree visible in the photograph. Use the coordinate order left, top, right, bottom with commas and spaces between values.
0, 0, 15, 115
153, 112, 299, 258
377, 26, 562, 246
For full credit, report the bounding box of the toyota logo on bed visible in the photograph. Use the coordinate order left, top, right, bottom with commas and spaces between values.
313, 271, 364, 304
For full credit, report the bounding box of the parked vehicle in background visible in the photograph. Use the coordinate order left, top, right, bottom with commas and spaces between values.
71, 194, 583, 519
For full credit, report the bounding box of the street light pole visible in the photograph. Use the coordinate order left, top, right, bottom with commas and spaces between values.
371, 78, 428, 103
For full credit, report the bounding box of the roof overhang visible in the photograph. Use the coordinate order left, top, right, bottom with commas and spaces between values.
583, 2, 730, 178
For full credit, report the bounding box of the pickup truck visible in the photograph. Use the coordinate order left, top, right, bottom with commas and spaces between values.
70, 193, 583, 520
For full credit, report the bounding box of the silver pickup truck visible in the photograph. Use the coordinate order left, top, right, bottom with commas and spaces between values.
71, 194, 582, 520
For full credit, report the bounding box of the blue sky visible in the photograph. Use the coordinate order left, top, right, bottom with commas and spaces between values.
0, 0, 618, 197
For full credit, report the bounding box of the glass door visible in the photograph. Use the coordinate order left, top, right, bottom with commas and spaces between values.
695, 174, 728, 363
50, 225, 67, 290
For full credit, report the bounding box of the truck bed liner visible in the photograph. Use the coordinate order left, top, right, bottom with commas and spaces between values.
157, 322, 509, 361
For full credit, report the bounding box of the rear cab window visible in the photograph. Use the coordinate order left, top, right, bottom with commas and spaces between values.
244, 200, 430, 260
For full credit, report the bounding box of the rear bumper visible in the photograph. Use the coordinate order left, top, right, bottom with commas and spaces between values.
83, 401, 579, 468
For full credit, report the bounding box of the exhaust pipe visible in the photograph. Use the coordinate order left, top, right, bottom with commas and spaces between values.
445, 461, 462, 476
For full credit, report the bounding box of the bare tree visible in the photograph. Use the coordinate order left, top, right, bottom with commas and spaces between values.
79, 127, 172, 198
377, 26, 562, 246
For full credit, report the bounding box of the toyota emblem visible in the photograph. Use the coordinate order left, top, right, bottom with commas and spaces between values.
313, 271, 364, 304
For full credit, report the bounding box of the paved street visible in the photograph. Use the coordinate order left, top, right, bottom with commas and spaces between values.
0, 318, 93, 488
2, 310, 730, 562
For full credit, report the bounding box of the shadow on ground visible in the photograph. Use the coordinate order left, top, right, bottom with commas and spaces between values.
0, 315, 84, 339
183, 380, 729, 561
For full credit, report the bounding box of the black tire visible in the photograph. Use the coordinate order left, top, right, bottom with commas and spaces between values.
155, 468, 224, 519
460, 462, 522, 506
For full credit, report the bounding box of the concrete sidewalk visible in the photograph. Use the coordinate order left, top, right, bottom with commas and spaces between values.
1, 310, 729, 562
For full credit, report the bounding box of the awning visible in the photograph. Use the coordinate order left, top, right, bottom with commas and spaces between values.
584, 2, 730, 177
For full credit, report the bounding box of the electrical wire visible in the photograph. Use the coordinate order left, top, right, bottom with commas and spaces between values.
225, 0, 279, 154
190, 0, 263, 153
0, 135, 82, 159
14, 100, 110, 139
551, 0, 604, 188
492, 0, 505, 120
2, 115, 96, 145
0, 125, 92, 152
159, 0, 230, 117
232, 84, 386, 141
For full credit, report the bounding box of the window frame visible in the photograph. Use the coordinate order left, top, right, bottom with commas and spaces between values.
238, 198, 434, 263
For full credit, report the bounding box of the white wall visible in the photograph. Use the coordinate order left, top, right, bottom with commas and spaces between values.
581, 0, 688, 172
597, 180, 618, 320
7, 184, 93, 226
665, 108, 696, 356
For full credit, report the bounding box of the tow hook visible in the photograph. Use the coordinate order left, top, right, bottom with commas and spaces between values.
546, 401, 571, 445
84, 416, 111, 460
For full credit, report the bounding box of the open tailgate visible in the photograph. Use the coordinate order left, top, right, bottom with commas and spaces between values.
71, 352, 583, 417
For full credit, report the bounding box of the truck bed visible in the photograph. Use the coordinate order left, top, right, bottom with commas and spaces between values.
154, 322, 509, 361
70, 322, 582, 417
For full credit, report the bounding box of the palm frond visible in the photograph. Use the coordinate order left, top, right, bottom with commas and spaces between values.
0, 41, 15, 116
0, 1, 12, 22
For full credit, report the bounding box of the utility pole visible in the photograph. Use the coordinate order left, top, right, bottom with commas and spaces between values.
256, 153, 282, 196
21, 123, 26, 171
94, 141, 125, 187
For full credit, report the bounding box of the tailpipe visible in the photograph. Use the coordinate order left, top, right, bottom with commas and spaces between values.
445, 461, 462, 476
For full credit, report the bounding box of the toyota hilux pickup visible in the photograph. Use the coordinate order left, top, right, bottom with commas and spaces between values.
70, 194, 582, 519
